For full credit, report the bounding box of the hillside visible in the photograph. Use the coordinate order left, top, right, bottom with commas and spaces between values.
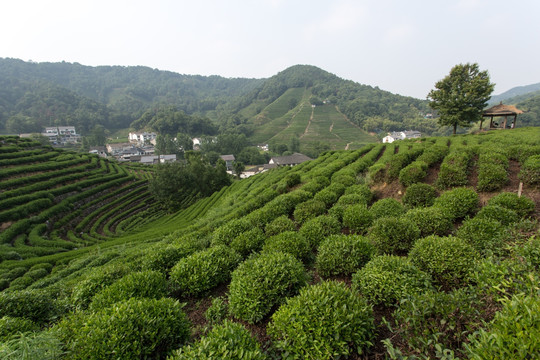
0, 128, 538, 358
489, 82, 540, 104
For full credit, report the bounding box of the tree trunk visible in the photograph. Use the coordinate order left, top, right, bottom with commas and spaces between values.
453, 123, 457, 135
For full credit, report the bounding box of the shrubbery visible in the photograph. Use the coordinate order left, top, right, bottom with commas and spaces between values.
0, 289, 60, 324
299, 215, 341, 248
169, 245, 241, 297
0, 316, 39, 341
402, 183, 437, 208
336, 193, 369, 206
475, 204, 519, 226
342, 204, 374, 234
293, 199, 326, 224
456, 217, 505, 255
399, 161, 428, 187
230, 227, 266, 258
141, 235, 208, 272
409, 235, 479, 289
264, 215, 296, 236
171, 320, 266, 359
56, 297, 190, 360
368, 216, 421, 255
268, 281, 374, 359
519, 154, 540, 185
352, 255, 432, 306
211, 218, 252, 246
403, 207, 454, 237
313, 188, 339, 207
487, 192, 535, 218
228, 251, 307, 324
344, 184, 373, 203
316, 234, 375, 277
262, 231, 311, 263
369, 198, 405, 219
433, 187, 479, 220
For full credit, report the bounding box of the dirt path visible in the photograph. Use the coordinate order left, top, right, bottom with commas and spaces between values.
300, 107, 314, 139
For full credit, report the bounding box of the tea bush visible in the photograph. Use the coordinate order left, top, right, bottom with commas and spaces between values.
141, 236, 208, 273
264, 215, 296, 236
230, 227, 266, 258
342, 204, 374, 234
368, 216, 421, 255
433, 187, 479, 220
313, 188, 339, 207
328, 203, 347, 222
352, 255, 432, 306
456, 217, 505, 255
169, 245, 241, 297
293, 199, 326, 224
477, 163, 508, 192
228, 251, 307, 323
204, 296, 228, 325
487, 192, 535, 218
519, 154, 540, 185
399, 161, 428, 187
344, 184, 373, 204
409, 235, 479, 289
211, 218, 252, 246
475, 204, 519, 226
402, 183, 438, 208
436, 149, 473, 189
262, 231, 311, 263
299, 215, 341, 248
465, 294, 540, 359
171, 320, 266, 359
268, 281, 374, 359
0, 289, 59, 324
56, 297, 190, 360
403, 207, 453, 237
369, 198, 405, 219
0, 316, 39, 341
336, 193, 369, 206
517, 237, 540, 269
316, 234, 376, 277
89, 270, 167, 310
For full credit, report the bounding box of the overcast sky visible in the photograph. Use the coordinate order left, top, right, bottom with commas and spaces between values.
1, 0, 539, 99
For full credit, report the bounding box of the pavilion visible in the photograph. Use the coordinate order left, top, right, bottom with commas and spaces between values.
482, 102, 524, 130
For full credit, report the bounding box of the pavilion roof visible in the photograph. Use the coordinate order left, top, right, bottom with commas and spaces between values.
483, 103, 523, 116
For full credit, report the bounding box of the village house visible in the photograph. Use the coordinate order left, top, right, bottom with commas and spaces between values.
129, 132, 157, 146
220, 154, 235, 171
382, 130, 421, 143
269, 153, 312, 167
40, 126, 80, 145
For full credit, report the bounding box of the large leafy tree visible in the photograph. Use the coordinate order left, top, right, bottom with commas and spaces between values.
428, 63, 494, 134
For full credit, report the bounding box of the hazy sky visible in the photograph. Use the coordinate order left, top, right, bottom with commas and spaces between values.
1, 0, 539, 99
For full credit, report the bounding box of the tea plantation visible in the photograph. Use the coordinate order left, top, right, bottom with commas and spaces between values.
0, 128, 539, 359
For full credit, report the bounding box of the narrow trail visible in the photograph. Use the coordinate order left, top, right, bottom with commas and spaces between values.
300, 107, 314, 139
329, 122, 334, 132
345, 143, 351, 150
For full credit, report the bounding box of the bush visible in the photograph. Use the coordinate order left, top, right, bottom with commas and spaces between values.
89, 270, 167, 310
328, 203, 348, 222
299, 215, 341, 248
293, 199, 326, 224
171, 320, 266, 359
477, 163, 508, 192
337, 193, 369, 207
169, 245, 241, 297
228, 252, 307, 324
369, 198, 405, 219
517, 237, 540, 270
262, 231, 311, 263
352, 255, 432, 306
402, 183, 437, 208
433, 187, 479, 220
487, 192, 535, 218
230, 227, 266, 258
368, 216, 421, 255
403, 207, 454, 237
268, 281, 374, 359
475, 204, 519, 226
204, 296, 228, 325
142, 235, 209, 272
519, 154, 540, 185
211, 218, 252, 246
456, 217, 505, 255
0, 316, 39, 341
399, 161, 428, 186
465, 294, 540, 359
316, 235, 376, 277
368, 163, 386, 184
313, 188, 339, 207
344, 184, 373, 203
264, 215, 296, 236
0, 289, 59, 324
409, 236, 479, 289
342, 204, 374, 234
56, 297, 190, 360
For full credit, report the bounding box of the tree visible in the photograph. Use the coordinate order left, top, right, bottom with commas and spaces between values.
428, 63, 494, 135
233, 161, 245, 179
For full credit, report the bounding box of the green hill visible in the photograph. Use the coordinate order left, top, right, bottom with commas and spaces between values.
0, 128, 538, 358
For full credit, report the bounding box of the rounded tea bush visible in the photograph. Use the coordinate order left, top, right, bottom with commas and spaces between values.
344, 184, 373, 204
293, 199, 326, 224
369, 198, 405, 219
230, 227, 266, 258
352, 255, 432, 306
475, 205, 519, 226
228, 251, 308, 324
0, 289, 59, 324
171, 320, 266, 359
342, 204, 374, 234
313, 188, 339, 207
268, 280, 374, 360
89, 270, 167, 310
299, 215, 341, 248
519, 154, 540, 185
368, 216, 421, 255
328, 203, 348, 222
399, 161, 428, 187
456, 217, 505, 255
211, 218, 252, 246
402, 183, 438, 208
487, 192, 535, 218
409, 235, 479, 289
264, 215, 296, 236
433, 187, 479, 220
0, 316, 39, 341
316, 234, 376, 277
403, 207, 454, 237
262, 231, 311, 263
56, 297, 190, 360
141, 236, 208, 273
336, 193, 369, 207
169, 245, 241, 297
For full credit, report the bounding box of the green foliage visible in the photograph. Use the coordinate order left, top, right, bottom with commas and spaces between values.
409, 235, 479, 289
477, 163, 508, 192
344, 184, 373, 203
268, 281, 374, 359
89, 270, 167, 310
56, 297, 190, 360
433, 187, 479, 220
456, 217, 505, 255
475, 204, 519, 226
336, 193, 369, 207
518, 237, 540, 269
171, 320, 266, 360
313, 188, 339, 207
71, 264, 129, 310
141, 235, 209, 273
211, 218, 252, 246
262, 231, 311, 263
403, 207, 454, 237
487, 192, 535, 218
342, 204, 374, 234
402, 183, 438, 208
465, 294, 540, 359
230, 227, 266, 258
0, 330, 63, 360
435, 149, 474, 189
399, 160, 428, 186
368, 216, 421, 255
352, 255, 432, 306
369, 198, 405, 219
519, 154, 540, 185
0, 289, 59, 324
228, 251, 307, 324
169, 245, 241, 297
204, 296, 228, 325
0, 316, 39, 342
264, 215, 296, 236
298, 215, 342, 248
293, 199, 326, 224
316, 234, 375, 277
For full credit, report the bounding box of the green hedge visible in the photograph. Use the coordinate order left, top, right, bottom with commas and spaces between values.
519, 154, 540, 185
368, 216, 421, 255
402, 183, 437, 208
262, 231, 311, 263
316, 234, 375, 277
433, 187, 479, 220
403, 207, 454, 237
299, 215, 341, 248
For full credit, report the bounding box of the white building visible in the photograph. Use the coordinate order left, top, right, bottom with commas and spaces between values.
129, 132, 157, 145
382, 130, 421, 143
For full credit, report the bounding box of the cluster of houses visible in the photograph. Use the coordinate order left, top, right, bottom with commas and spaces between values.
382, 130, 421, 143
20, 126, 81, 146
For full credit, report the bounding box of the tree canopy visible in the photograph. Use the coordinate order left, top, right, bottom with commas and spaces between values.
428, 63, 494, 134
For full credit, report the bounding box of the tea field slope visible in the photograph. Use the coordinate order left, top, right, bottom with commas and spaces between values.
0, 128, 539, 359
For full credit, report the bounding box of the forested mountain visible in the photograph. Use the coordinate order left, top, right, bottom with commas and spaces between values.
489, 82, 540, 105
516, 94, 540, 127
